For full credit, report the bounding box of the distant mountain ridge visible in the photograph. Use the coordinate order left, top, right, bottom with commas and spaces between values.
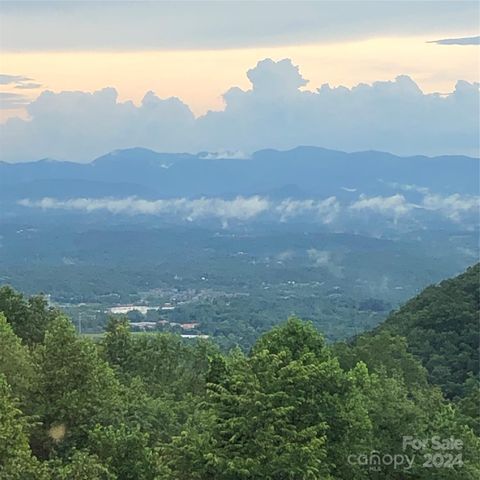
1, 146, 478, 201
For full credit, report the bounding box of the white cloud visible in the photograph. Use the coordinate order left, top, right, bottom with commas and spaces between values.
307, 249, 343, 277
307, 249, 331, 267
18, 191, 480, 228
276, 250, 295, 262
347, 191, 479, 224
18, 196, 271, 222
20, 195, 338, 225
14, 82, 42, 90
199, 151, 250, 160
276, 197, 340, 224
382, 181, 430, 195
0, 74, 32, 85
1, 59, 479, 162
11, 88, 195, 160
349, 194, 413, 218
421, 193, 480, 221
184, 196, 270, 221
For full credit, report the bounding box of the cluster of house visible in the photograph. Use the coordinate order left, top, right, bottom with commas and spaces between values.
128, 321, 206, 338
107, 303, 205, 337
128, 321, 200, 331
108, 302, 175, 315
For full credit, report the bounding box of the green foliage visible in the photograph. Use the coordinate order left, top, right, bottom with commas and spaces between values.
88, 424, 162, 479
0, 314, 37, 408
103, 325, 213, 398
103, 316, 132, 370
47, 450, 114, 480
456, 376, 480, 435
0, 375, 41, 479
32, 316, 122, 457
378, 263, 479, 399
334, 331, 428, 388
0, 285, 59, 344
0, 272, 478, 479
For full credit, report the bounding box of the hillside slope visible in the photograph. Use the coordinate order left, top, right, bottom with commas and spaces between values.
378, 263, 479, 398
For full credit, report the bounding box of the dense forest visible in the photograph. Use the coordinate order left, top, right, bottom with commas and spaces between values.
2, 220, 477, 350
0, 265, 479, 479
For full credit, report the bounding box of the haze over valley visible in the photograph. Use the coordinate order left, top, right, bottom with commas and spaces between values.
1, 146, 478, 347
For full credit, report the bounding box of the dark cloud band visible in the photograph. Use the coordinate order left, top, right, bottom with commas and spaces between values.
429, 36, 480, 46
0, 2, 477, 51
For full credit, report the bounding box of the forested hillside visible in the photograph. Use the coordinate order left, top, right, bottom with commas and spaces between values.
380, 263, 478, 399
334, 264, 480, 438
0, 267, 479, 479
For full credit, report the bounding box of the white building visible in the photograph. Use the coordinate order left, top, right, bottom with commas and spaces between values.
108, 305, 159, 315
161, 303, 176, 311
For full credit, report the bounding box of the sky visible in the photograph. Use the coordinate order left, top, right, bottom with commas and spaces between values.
0, 0, 479, 162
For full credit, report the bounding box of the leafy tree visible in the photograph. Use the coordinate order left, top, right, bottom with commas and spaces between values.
162, 319, 373, 479
102, 316, 132, 370
456, 376, 480, 435
47, 450, 114, 480
0, 286, 59, 344
0, 314, 37, 409
0, 375, 42, 479
32, 316, 122, 457
104, 329, 211, 398
0, 274, 478, 479
250, 318, 372, 479
88, 424, 164, 480
334, 331, 428, 388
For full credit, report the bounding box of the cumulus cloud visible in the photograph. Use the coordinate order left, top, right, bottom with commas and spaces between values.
246, 58, 307, 97
1, 88, 194, 161
0, 59, 479, 161
1, 59, 479, 161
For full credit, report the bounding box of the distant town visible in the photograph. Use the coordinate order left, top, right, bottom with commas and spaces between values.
107, 302, 207, 338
